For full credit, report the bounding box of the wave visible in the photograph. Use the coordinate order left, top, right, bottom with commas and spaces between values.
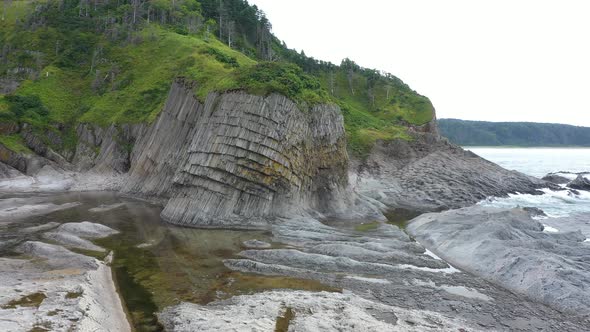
479, 187, 590, 218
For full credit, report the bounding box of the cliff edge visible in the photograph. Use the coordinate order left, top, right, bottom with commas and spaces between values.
0, 78, 548, 226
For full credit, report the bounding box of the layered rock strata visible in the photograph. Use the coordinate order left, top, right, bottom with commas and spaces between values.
118, 79, 350, 227
351, 132, 548, 212
0, 78, 551, 226
407, 206, 590, 318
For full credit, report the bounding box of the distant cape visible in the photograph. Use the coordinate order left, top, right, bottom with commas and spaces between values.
438, 119, 590, 146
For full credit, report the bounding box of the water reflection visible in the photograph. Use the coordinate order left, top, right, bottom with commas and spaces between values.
0, 192, 335, 331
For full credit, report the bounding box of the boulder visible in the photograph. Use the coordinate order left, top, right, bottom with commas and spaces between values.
542, 173, 571, 184
567, 175, 590, 191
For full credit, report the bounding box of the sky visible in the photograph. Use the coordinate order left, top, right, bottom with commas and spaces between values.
248, 0, 590, 126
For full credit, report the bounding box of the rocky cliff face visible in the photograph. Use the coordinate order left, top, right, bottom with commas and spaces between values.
43, 79, 350, 227
350, 112, 547, 212
123, 80, 349, 227
0, 77, 550, 226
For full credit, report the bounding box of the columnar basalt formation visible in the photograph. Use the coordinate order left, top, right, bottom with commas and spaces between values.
119, 78, 350, 227
0, 77, 551, 225
121, 78, 204, 197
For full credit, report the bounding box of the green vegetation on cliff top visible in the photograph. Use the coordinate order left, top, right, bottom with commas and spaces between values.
1, 0, 434, 156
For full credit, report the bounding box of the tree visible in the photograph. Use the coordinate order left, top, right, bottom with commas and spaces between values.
256, 11, 273, 60
2, 0, 13, 22
227, 20, 235, 47
329, 70, 335, 95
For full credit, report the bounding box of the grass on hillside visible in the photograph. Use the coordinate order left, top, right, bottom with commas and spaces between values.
13, 25, 328, 126
0, 134, 32, 154
1, 1, 434, 157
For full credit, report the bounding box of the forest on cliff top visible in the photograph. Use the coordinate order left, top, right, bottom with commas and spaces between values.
0, 0, 434, 156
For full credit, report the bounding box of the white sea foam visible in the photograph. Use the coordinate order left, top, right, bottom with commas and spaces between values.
424, 249, 443, 261
479, 188, 590, 218
543, 225, 559, 233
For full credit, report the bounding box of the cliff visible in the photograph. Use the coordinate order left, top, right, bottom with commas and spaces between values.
0, 78, 549, 227
351, 132, 547, 212
123, 79, 350, 227
39, 78, 353, 227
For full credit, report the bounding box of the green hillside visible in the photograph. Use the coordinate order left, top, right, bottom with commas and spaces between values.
438, 119, 590, 146
0, 0, 434, 156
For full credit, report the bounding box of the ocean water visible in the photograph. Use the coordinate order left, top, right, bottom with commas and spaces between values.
467, 147, 590, 217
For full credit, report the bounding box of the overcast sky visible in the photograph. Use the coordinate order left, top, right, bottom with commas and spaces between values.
248, 0, 590, 126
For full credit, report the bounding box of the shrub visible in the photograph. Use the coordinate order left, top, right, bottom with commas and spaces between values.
203, 47, 239, 68
4, 95, 48, 118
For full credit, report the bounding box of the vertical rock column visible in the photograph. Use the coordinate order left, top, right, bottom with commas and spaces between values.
160, 91, 349, 227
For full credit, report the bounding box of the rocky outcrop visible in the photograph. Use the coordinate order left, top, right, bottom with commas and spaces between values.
542, 173, 571, 184
0, 77, 555, 226
194, 213, 590, 331
351, 132, 548, 212
74, 123, 144, 174
0, 162, 20, 179
121, 79, 203, 197
568, 174, 590, 191
0, 144, 47, 175
407, 206, 590, 317
119, 79, 350, 227
0, 78, 19, 94
160, 93, 349, 227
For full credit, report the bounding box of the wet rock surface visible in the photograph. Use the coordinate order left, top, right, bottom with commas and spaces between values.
42, 222, 119, 252
568, 174, 590, 191
0, 197, 129, 332
407, 206, 590, 321
542, 173, 571, 184
159, 290, 479, 332
352, 134, 551, 212
162, 215, 590, 331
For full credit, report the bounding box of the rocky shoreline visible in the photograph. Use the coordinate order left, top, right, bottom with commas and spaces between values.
3, 192, 590, 331
0, 215, 130, 332
0, 79, 549, 226
408, 206, 590, 320
1, 81, 588, 331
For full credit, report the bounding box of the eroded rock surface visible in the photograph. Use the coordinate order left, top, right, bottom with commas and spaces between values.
0, 77, 552, 227
118, 79, 354, 227
159, 290, 480, 332
407, 206, 590, 319
352, 134, 549, 212
169, 216, 590, 331
42, 222, 119, 252
568, 174, 590, 191
0, 240, 128, 332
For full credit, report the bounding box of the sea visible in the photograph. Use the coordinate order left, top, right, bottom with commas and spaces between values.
467, 147, 590, 217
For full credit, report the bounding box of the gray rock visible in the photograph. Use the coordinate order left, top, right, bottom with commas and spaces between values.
567, 174, 590, 191
121, 79, 353, 227
522, 206, 547, 217
56, 222, 119, 239
158, 290, 482, 332
407, 206, 590, 317
0, 78, 20, 94
242, 239, 272, 249
351, 134, 550, 212
16, 241, 98, 270
217, 213, 590, 331
20, 222, 60, 233
42, 231, 106, 252
542, 173, 571, 184
0, 162, 21, 179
